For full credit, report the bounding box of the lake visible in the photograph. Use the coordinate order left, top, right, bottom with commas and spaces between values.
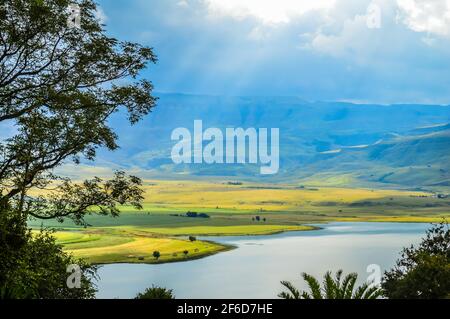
96, 222, 429, 299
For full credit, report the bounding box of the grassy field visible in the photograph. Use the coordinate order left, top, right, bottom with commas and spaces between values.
30, 180, 450, 264
53, 229, 232, 264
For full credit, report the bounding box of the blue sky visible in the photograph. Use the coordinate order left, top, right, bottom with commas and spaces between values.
97, 0, 450, 104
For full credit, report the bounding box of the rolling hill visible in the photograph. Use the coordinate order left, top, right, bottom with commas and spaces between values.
63, 94, 450, 190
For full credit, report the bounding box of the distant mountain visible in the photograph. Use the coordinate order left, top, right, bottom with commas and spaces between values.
85, 94, 450, 189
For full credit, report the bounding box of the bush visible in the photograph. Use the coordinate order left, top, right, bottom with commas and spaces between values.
135, 285, 175, 299
382, 220, 450, 299
189, 236, 196, 242
0, 215, 97, 299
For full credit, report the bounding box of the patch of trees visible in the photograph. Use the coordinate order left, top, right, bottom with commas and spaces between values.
185, 211, 210, 218
382, 220, 450, 299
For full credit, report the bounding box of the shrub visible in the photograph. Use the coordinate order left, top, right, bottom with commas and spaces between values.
135, 285, 175, 299
382, 220, 450, 299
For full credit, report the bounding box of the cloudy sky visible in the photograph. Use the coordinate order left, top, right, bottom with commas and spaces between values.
97, 0, 450, 104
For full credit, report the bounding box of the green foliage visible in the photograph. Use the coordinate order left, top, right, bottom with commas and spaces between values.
0, 0, 156, 299
382, 220, 450, 299
0, 0, 156, 224
279, 270, 383, 299
0, 214, 96, 299
135, 285, 175, 299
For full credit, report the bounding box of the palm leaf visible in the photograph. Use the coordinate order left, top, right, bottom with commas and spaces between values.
343, 273, 358, 299
302, 272, 323, 299
360, 285, 383, 299
323, 271, 337, 299
279, 281, 301, 299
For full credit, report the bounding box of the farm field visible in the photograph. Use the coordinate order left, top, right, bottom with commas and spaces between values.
30, 180, 450, 265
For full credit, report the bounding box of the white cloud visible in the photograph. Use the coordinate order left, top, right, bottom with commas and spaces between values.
177, 0, 189, 8
306, 14, 372, 59
204, 0, 336, 24
396, 0, 450, 36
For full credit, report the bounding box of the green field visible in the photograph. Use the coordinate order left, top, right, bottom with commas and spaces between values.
53, 229, 232, 264
30, 180, 450, 265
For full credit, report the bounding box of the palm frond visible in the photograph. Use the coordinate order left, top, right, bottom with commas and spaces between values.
302, 272, 323, 299
279, 281, 301, 299
323, 271, 337, 299
360, 285, 383, 300
342, 273, 358, 299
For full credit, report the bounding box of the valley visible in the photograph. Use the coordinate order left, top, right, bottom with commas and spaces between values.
30, 180, 450, 265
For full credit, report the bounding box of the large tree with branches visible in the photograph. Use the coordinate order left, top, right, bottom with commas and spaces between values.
0, 0, 157, 297
0, 0, 156, 224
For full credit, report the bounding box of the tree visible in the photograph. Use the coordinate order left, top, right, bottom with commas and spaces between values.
189, 236, 196, 242
135, 285, 175, 299
382, 221, 450, 299
0, 0, 156, 298
279, 270, 382, 299
152, 251, 160, 260
0, 0, 156, 224
0, 224, 96, 299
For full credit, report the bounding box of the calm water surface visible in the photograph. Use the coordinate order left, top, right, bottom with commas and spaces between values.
96, 222, 429, 299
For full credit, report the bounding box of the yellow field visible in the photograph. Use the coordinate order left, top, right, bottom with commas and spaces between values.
115, 224, 315, 236
137, 180, 428, 213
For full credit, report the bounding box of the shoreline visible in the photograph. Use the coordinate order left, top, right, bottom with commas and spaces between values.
57, 218, 447, 266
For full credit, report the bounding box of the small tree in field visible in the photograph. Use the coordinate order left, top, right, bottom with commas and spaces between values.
152, 251, 161, 260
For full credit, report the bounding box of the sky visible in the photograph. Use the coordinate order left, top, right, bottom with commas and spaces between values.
96, 0, 450, 104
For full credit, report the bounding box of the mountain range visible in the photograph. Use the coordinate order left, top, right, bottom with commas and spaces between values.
76, 94, 450, 191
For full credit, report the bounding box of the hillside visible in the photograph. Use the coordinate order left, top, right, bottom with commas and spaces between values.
63, 94, 450, 190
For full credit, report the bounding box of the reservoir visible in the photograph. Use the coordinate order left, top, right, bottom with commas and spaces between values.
96, 222, 429, 299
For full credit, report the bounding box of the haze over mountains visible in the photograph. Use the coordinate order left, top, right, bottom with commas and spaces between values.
78, 94, 450, 190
